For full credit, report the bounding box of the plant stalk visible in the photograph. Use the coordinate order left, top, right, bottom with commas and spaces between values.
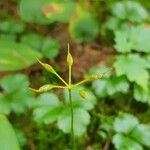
68, 89, 74, 149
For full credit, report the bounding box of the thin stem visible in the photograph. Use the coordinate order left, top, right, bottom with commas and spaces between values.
69, 65, 72, 85
73, 78, 89, 87
54, 72, 69, 87
68, 89, 74, 149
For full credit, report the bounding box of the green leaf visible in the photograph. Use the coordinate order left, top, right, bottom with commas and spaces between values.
33, 93, 62, 124
114, 26, 150, 53
131, 124, 150, 148
15, 129, 27, 147
130, 26, 150, 53
114, 30, 132, 53
0, 33, 16, 41
92, 79, 108, 98
92, 76, 129, 98
112, 133, 143, 150
19, 0, 75, 25
0, 20, 25, 34
134, 84, 150, 104
0, 74, 35, 115
58, 108, 90, 137
0, 40, 42, 71
69, 10, 99, 43
21, 33, 43, 50
112, 1, 148, 23
0, 114, 20, 150
104, 17, 120, 31
41, 38, 60, 59
33, 86, 96, 137
114, 54, 149, 89
114, 112, 139, 134
63, 86, 97, 111
146, 55, 150, 69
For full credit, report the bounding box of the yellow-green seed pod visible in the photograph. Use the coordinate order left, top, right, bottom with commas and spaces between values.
79, 90, 87, 100
89, 73, 103, 80
30, 84, 55, 93
37, 59, 56, 74
67, 44, 73, 66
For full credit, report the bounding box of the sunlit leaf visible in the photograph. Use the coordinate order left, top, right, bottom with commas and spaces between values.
0, 114, 20, 150
0, 40, 42, 71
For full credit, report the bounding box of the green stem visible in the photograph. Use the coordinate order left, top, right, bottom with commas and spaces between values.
68, 89, 74, 149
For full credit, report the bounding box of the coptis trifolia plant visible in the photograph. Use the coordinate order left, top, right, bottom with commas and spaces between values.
31, 44, 111, 149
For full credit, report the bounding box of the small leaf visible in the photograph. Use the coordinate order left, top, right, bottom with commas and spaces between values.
92, 76, 129, 98
0, 74, 35, 115
58, 108, 90, 137
114, 112, 139, 134
134, 84, 150, 104
21, 33, 43, 50
112, 133, 143, 150
114, 54, 149, 90
33, 93, 62, 124
131, 124, 150, 148
69, 9, 99, 43
114, 30, 132, 53
41, 38, 60, 59
0, 20, 25, 34
112, 1, 148, 23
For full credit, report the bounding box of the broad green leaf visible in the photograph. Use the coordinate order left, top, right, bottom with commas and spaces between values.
63, 86, 97, 111
114, 113, 139, 134
33, 93, 62, 124
114, 54, 149, 89
112, 133, 143, 150
19, 0, 75, 25
131, 124, 150, 148
69, 10, 99, 43
58, 108, 90, 137
112, 1, 148, 23
92, 76, 129, 98
0, 40, 42, 71
0, 74, 35, 115
134, 84, 150, 104
0, 114, 20, 150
